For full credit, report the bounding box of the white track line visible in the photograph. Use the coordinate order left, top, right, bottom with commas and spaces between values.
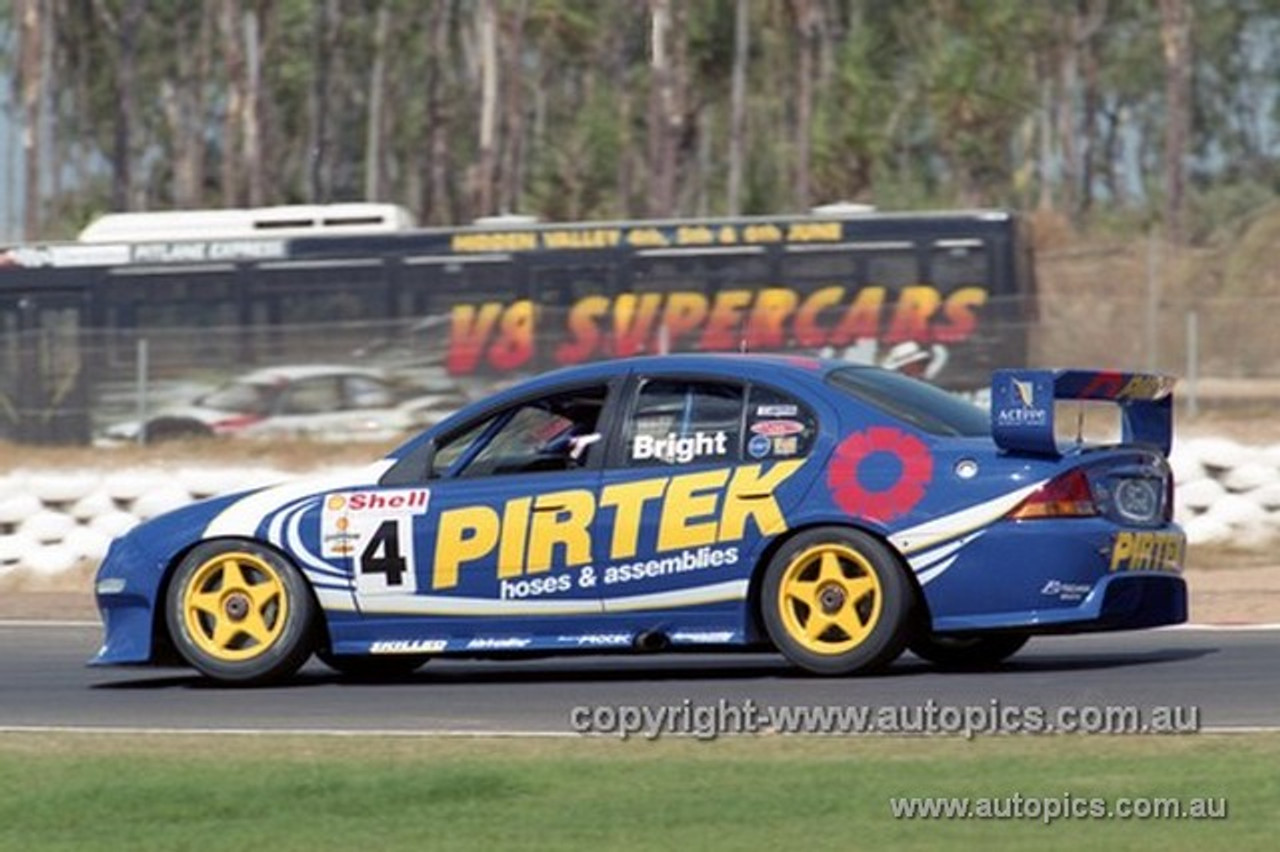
2, 620, 1280, 631
0, 724, 575, 738
0, 724, 1276, 738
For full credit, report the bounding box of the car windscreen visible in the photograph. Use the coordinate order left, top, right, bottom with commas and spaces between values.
826, 367, 989, 437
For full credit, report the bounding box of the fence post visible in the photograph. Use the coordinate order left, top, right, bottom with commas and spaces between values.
1185, 310, 1199, 419
1145, 229, 1161, 372
136, 337, 149, 445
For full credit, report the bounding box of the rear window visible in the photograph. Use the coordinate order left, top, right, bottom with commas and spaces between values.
827, 367, 988, 437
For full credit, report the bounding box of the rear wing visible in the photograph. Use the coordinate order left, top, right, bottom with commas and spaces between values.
991, 369, 1175, 457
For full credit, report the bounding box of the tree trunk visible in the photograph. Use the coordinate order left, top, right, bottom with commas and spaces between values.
1055, 7, 1079, 218
1158, 0, 1192, 243
790, 0, 816, 210
646, 0, 674, 216
243, 5, 263, 206
164, 5, 213, 207
1070, 0, 1107, 222
365, 1, 391, 201
92, 0, 145, 213
18, 0, 43, 236
497, 0, 528, 215
220, 0, 246, 206
727, 0, 749, 215
421, 0, 453, 224
307, 0, 337, 203
474, 0, 499, 217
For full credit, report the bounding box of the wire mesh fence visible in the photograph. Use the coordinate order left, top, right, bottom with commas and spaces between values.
1, 293, 1277, 446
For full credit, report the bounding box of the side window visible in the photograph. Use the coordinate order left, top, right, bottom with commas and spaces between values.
437, 385, 609, 478
624, 379, 743, 468
745, 385, 817, 461
430, 418, 492, 477
345, 375, 397, 410
280, 377, 342, 415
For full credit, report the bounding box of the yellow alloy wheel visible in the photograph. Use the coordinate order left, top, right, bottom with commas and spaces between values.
181, 551, 289, 662
777, 543, 883, 655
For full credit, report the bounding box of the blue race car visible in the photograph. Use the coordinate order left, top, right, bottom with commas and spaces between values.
93, 355, 1186, 684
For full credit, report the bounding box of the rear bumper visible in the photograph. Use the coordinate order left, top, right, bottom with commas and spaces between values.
931, 571, 1187, 634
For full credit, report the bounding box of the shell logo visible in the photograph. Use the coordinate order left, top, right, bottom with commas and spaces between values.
326, 494, 347, 511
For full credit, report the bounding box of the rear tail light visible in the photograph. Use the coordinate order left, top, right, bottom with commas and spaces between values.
1007, 469, 1098, 520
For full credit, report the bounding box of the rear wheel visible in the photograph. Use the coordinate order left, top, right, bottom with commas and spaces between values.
761, 527, 913, 675
145, 417, 213, 442
166, 541, 316, 685
909, 633, 1030, 669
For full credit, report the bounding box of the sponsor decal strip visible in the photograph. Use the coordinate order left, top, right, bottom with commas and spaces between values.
916, 556, 959, 586
601, 580, 750, 613
205, 461, 394, 538
281, 499, 349, 581
907, 533, 982, 572
314, 588, 358, 612
350, 579, 750, 617
889, 481, 1047, 555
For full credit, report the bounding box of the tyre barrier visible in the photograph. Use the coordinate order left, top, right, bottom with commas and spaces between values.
0, 466, 296, 583
0, 437, 1276, 582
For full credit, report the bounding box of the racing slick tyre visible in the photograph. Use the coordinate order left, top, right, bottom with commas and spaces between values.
761, 526, 914, 676
908, 633, 1030, 669
317, 650, 430, 679
166, 540, 317, 685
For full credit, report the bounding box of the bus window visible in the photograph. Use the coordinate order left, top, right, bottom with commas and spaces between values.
864, 248, 919, 288
930, 238, 989, 288
633, 249, 768, 295
531, 263, 615, 304
779, 249, 858, 282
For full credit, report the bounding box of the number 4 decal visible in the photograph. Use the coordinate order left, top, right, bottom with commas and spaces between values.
352, 515, 419, 595
360, 520, 408, 586
321, 488, 429, 597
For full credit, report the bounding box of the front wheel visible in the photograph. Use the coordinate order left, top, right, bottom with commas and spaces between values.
761, 527, 914, 675
909, 633, 1030, 669
166, 540, 316, 685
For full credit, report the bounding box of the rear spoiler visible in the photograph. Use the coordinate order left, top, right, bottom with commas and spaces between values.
991, 369, 1175, 457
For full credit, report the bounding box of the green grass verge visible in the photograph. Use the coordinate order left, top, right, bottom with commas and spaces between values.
0, 733, 1275, 851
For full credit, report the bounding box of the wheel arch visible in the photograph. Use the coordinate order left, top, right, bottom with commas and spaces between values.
150, 535, 331, 665
743, 520, 930, 645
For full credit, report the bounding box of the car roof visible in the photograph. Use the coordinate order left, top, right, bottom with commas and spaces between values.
233, 364, 389, 384
478, 354, 862, 407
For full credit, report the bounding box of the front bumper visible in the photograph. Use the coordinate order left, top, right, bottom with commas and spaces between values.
90, 534, 168, 666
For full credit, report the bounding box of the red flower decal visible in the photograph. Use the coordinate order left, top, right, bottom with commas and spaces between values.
827, 427, 933, 522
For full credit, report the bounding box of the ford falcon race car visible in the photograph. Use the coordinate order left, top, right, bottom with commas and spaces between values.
93, 355, 1187, 684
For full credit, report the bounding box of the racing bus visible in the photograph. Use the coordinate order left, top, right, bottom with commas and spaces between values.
0, 203, 1036, 443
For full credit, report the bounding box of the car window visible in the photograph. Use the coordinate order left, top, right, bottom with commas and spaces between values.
827, 366, 988, 436
623, 379, 742, 467
430, 418, 491, 477
345, 375, 397, 410
437, 385, 609, 478
199, 380, 275, 415
744, 385, 817, 461
280, 377, 343, 415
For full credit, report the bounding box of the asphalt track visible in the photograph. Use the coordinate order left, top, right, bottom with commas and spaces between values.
1, 621, 1276, 735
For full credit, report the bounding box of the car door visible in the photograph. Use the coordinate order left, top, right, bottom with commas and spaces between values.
595, 374, 819, 619
334, 380, 619, 626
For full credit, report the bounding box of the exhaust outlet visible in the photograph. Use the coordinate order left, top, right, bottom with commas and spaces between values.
633, 630, 669, 652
